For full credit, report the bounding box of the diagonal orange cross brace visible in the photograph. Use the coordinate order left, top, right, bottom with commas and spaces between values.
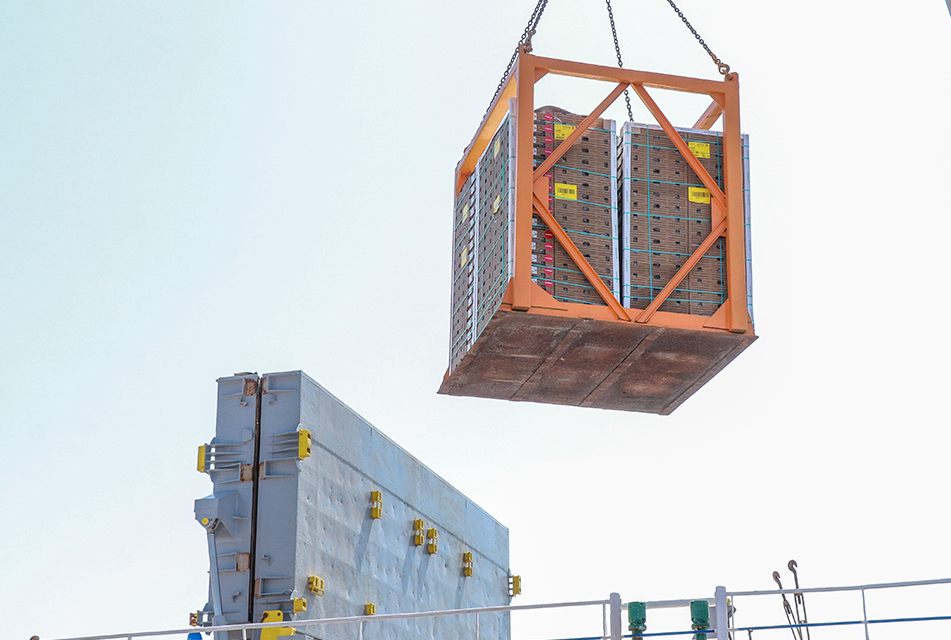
532, 186, 631, 321
630, 83, 726, 222
634, 218, 727, 323
532, 83, 629, 182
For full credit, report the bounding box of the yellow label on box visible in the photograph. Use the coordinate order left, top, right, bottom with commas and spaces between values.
493, 195, 501, 212
688, 187, 711, 204
554, 124, 576, 140
461, 248, 468, 268
462, 203, 469, 221
493, 138, 501, 157
554, 183, 577, 200
688, 141, 710, 159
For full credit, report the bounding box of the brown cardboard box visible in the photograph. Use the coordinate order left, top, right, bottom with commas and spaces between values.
619, 122, 731, 316
531, 106, 619, 307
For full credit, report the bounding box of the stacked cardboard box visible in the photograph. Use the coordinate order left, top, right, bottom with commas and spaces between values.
450, 109, 749, 375
617, 123, 733, 316
449, 170, 477, 372
450, 109, 515, 370
532, 106, 619, 305
477, 115, 514, 326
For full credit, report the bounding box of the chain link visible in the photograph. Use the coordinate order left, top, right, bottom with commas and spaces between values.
605, 0, 634, 122
483, 0, 550, 119
663, 0, 731, 76
481, 0, 730, 123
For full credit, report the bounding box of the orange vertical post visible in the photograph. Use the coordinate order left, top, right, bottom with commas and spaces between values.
721, 74, 747, 333
512, 50, 536, 312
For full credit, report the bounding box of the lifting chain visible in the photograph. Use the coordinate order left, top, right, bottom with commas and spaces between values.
481, 0, 731, 121
604, 0, 635, 122
483, 0, 549, 119
663, 0, 732, 77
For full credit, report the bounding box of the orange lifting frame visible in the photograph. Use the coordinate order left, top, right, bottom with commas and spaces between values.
454, 52, 751, 336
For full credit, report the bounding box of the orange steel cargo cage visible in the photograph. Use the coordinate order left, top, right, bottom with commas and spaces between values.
439, 50, 756, 415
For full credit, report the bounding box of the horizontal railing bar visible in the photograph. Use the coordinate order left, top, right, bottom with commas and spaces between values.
626, 613, 951, 638
728, 576, 951, 598
731, 613, 951, 633
46, 576, 951, 640
525, 636, 604, 640
49, 599, 610, 640
622, 598, 714, 610
626, 629, 715, 637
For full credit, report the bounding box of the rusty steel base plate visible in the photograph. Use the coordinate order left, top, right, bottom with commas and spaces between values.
438, 311, 756, 415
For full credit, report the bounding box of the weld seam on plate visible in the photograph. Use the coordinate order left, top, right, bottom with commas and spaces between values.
580, 327, 665, 407
510, 321, 585, 402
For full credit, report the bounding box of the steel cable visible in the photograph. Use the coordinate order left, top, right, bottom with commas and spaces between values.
605, 0, 635, 122
483, 0, 549, 119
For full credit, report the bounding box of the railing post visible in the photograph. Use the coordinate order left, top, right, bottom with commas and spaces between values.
476, 611, 481, 640
609, 593, 622, 640
861, 588, 870, 640
714, 586, 728, 640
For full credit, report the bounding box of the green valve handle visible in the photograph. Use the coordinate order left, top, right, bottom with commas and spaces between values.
690, 600, 710, 640
628, 601, 647, 633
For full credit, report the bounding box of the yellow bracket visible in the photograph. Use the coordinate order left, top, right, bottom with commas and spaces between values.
413, 519, 425, 546
365, 603, 376, 615
370, 490, 382, 519
510, 575, 522, 597
463, 552, 473, 577
308, 575, 325, 596
260, 611, 294, 640
298, 430, 312, 460
427, 528, 438, 555
293, 598, 307, 613
197, 445, 207, 473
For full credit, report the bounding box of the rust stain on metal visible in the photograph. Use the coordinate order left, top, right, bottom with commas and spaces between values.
439, 310, 755, 414
236, 553, 250, 572
240, 464, 254, 482
242, 377, 258, 397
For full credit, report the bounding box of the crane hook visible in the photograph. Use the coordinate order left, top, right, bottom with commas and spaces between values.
772, 571, 784, 589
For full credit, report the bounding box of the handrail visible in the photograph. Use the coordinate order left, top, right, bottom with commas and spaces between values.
43, 576, 951, 640
49, 598, 610, 640
727, 575, 951, 598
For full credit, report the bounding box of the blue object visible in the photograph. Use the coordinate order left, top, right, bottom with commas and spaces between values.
187, 633, 203, 640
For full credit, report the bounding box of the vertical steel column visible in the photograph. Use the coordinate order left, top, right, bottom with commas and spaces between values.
247, 378, 263, 623
609, 593, 622, 640
513, 49, 536, 311
206, 527, 224, 623
721, 74, 748, 333
714, 586, 728, 640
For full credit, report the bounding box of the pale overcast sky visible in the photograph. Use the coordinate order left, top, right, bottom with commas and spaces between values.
2, 1, 950, 639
